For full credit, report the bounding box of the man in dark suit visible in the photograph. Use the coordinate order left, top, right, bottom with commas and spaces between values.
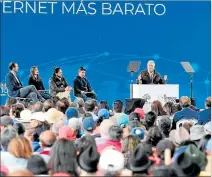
6, 62, 45, 102
137, 60, 167, 84
173, 96, 199, 122
73, 67, 97, 101
198, 97, 211, 125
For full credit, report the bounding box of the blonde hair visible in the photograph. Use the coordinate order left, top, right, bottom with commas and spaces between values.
30, 66, 38, 76
8, 136, 32, 159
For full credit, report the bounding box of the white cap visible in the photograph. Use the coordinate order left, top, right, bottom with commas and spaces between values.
99, 149, 124, 173
30, 112, 47, 122
20, 109, 32, 122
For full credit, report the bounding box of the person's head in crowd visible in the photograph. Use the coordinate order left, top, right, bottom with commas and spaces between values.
198, 134, 211, 153
68, 118, 82, 138
169, 127, 190, 147
9, 103, 25, 118
0, 106, 10, 117
205, 96, 211, 109
51, 138, 78, 176
20, 109, 32, 122
56, 99, 69, 114
174, 144, 207, 176
130, 127, 146, 142
85, 100, 96, 113
31, 102, 44, 113
0, 116, 14, 131
147, 60, 155, 73
115, 113, 129, 128
1, 126, 17, 151
13, 122, 25, 135
163, 101, 175, 116
113, 100, 124, 113
43, 99, 54, 112
122, 135, 141, 154
78, 144, 100, 175
99, 100, 109, 111
108, 125, 123, 142
24, 128, 40, 147
158, 116, 172, 138
156, 139, 175, 162
179, 96, 191, 108
8, 170, 34, 176
130, 143, 153, 175
97, 109, 110, 126
128, 120, 142, 133
75, 97, 85, 108
171, 103, 182, 114
190, 125, 206, 146
39, 130, 56, 149
129, 112, 140, 122
134, 108, 145, 119
70, 102, 79, 108
8, 136, 32, 159
99, 148, 125, 176
147, 126, 162, 147
78, 66, 86, 78
144, 111, 157, 130
77, 135, 96, 153
65, 107, 79, 119
45, 108, 66, 124
53, 67, 63, 78
82, 117, 96, 135
151, 100, 166, 117
51, 120, 64, 136
27, 155, 48, 175
9, 62, 19, 73
58, 125, 76, 141
99, 119, 114, 137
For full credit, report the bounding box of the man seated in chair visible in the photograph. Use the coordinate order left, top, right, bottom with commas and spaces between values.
6, 62, 45, 103
73, 67, 97, 101
198, 97, 211, 125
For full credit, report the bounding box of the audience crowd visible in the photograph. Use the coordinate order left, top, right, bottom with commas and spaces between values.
0, 95, 211, 176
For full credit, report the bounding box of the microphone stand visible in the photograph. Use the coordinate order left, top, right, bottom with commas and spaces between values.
190, 72, 193, 100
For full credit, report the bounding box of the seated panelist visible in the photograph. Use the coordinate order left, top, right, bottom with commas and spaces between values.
137, 60, 167, 84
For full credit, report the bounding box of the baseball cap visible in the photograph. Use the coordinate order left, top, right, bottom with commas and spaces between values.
83, 117, 96, 131
115, 113, 129, 128
68, 118, 82, 130
98, 109, 110, 119
99, 149, 124, 172
130, 127, 145, 140
134, 108, 145, 119
30, 112, 47, 122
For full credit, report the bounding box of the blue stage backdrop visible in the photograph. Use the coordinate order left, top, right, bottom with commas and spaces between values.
0, 1, 211, 108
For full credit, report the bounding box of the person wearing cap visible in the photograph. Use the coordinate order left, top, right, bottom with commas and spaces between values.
20, 109, 32, 123
78, 144, 100, 176
73, 67, 97, 101
65, 107, 79, 120
133, 108, 145, 119
97, 125, 123, 154
198, 97, 211, 125
95, 119, 114, 145
189, 125, 206, 146
30, 112, 50, 136
130, 127, 146, 142
130, 144, 153, 176
99, 148, 125, 176
58, 125, 76, 141
45, 108, 66, 124
82, 117, 99, 138
173, 96, 199, 123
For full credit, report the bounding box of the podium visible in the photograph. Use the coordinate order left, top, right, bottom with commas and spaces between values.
130, 84, 179, 113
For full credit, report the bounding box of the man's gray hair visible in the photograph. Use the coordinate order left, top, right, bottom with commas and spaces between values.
0, 126, 17, 150
108, 126, 123, 141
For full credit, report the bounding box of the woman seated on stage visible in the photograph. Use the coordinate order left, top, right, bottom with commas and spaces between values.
49, 67, 72, 103
28, 66, 51, 100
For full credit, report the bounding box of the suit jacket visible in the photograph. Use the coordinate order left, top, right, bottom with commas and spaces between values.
28, 75, 45, 91
73, 76, 92, 96
198, 108, 211, 125
6, 72, 23, 97
138, 70, 165, 84
49, 76, 69, 97
173, 107, 199, 122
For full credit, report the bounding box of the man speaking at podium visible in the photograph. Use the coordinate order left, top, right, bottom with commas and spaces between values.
137, 60, 167, 84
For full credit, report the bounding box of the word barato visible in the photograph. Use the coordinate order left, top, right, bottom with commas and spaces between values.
0, 1, 166, 16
